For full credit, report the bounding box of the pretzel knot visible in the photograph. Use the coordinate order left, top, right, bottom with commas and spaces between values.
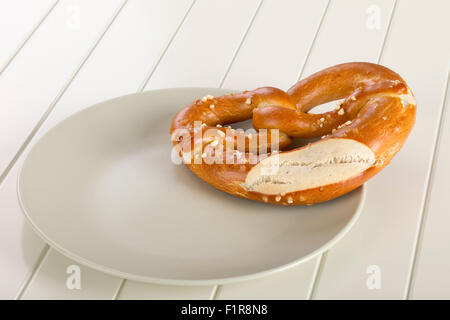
170, 62, 416, 205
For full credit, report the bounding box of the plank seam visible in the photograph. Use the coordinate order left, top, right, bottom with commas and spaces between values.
113, 279, 127, 300
376, 0, 398, 62
210, 285, 222, 300
138, 0, 197, 92
405, 68, 450, 299
0, 0, 129, 187
307, 252, 327, 300
295, 0, 330, 81
0, 0, 60, 77
218, 0, 264, 88
15, 244, 50, 300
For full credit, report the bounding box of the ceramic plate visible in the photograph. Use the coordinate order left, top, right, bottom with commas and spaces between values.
18, 88, 365, 285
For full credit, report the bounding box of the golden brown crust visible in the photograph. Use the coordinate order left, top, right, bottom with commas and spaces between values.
170, 62, 416, 205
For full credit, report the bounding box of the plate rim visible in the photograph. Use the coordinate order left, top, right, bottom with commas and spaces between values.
17, 87, 366, 286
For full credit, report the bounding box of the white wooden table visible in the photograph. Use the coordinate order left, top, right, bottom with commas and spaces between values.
0, 0, 449, 300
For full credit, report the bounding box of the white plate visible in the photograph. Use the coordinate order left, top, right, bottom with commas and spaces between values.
18, 88, 365, 285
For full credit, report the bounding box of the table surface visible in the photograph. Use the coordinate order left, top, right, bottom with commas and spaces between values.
0, 0, 449, 300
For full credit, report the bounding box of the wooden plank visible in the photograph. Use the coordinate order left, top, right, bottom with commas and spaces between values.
8, 0, 196, 299
411, 73, 450, 299
0, 0, 56, 73
0, 168, 46, 299
0, 0, 124, 176
314, 0, 450, 299
117, 281, 213, 300
217, 259, 317, 299
26, 0, 194, 129
0, 0, 125, 299
300, 0, 394, 78
21, 249, 122, 299
144, 0, 261, 89
221, 0, 329, 91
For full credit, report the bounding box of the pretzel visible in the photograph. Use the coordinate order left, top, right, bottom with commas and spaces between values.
170, 62, 416, 205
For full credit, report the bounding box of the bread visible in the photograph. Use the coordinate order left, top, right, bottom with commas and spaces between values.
170, 62, 416, 205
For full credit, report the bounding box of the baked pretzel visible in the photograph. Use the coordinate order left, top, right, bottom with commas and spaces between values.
170, 62, 416, 205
